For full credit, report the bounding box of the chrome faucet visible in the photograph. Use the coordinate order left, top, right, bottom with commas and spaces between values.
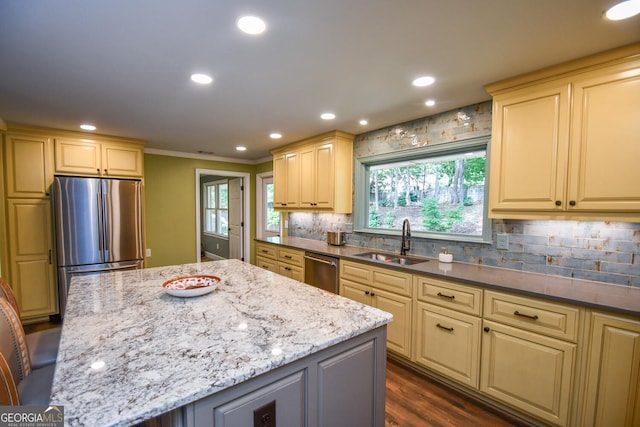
401, 218, 411, 255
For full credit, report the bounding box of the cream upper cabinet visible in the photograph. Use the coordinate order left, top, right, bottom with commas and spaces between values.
568, 63, 640, 212
273, 152, 300, 208
486, 44, 640, 221
271, 131, 354, 213
4, 132, 54, 198
581, 312, 640, 427
55, 137, 144, 177
489, 81, 571, 213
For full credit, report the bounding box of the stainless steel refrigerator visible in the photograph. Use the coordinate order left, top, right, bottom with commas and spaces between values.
53, 176, 144, 317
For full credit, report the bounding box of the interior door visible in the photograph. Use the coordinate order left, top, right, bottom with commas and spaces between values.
228, 178, 243, 260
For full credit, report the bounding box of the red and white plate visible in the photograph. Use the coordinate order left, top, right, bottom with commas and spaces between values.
162, 275, 220, 297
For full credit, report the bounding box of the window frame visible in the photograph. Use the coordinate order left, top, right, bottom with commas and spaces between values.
203, 179, 229, 238
353, 135, 492, 243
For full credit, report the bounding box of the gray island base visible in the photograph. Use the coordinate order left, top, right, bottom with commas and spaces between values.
50, 260, 392, 427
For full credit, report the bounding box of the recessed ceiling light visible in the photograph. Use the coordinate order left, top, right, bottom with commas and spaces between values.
190, 73, 213, 84
237, 16, 266, 35
321, 113, 336, 120
412, 76, 435, 87
359, 119, 368, 125
80, 124, 96, 131
270, 133, 282, 139
236, 146, 247, 151
604, 0, 640, 19
425, 99, 436, 107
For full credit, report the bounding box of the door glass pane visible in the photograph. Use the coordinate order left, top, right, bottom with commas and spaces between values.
219, 184, 228, 209
218, 210, 228, 236
265, 182, 279, 232
205, 209, 216, 233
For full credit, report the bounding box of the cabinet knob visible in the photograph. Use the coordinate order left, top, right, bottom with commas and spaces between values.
370, 292, 375, 297
484, 327, 490, 333
97, 168, 100, 173
555, 200, 561, 206
365, 291, 370, 295
569, 200, 576, 206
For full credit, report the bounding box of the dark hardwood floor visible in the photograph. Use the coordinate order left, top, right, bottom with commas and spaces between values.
27, 320, 534, 426
385, 359, 535, 427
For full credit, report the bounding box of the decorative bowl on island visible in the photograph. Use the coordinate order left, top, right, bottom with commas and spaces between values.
162, 275, 220, 297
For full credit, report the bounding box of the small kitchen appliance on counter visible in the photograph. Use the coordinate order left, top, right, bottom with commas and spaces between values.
327, 231, 346, 246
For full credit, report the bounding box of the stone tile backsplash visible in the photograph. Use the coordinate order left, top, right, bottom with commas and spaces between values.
287, 101, 640, 288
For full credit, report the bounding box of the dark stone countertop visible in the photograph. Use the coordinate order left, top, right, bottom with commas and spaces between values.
257, 236, 640, 316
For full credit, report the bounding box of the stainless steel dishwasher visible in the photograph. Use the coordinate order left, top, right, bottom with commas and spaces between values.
304, 251, 339, 293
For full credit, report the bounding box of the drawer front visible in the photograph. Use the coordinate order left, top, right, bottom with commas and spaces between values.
416, 276, 482, 316
277, 248, 304, 267
279, 263, 304, 281
484, 290, 580, 342
340, 260, 372, 283
372, 268, 412, 297
255, 242, 277, 260
255, 256, 278, 272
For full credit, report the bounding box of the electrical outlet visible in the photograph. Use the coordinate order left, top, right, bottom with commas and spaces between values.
345, 222, 353, 233
496, 233, 509, 250
253, 400, 276, 427
216, 243, 219, 249
145, 248, 151, 257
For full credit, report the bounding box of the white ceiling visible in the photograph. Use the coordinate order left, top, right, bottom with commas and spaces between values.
1, 1, 638, 161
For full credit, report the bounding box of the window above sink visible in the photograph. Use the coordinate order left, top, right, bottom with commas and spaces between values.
353, 136, 492, 244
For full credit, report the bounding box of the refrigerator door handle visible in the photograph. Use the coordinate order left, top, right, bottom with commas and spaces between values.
67, 265, 139, 274
97, 188, 106, 260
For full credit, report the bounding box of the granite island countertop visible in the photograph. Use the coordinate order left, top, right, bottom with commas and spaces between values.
50, 259, 392, 427
257, 236, 640, 316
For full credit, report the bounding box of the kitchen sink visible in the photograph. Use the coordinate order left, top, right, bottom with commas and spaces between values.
354, 252, 428, 266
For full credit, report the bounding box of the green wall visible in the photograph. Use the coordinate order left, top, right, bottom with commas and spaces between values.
144, 153, 272, 268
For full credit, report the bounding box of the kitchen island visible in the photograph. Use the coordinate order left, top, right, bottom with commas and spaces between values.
50, 260, 392, 426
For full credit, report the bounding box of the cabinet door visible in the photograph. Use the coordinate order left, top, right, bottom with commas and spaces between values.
314, 142, 335, 209
340, 279, 371, 305
582, 312, 640, 427
54, 138, 102, 175
102, 143, 143, 177
568, 62, 640, 212
480, 320, 575, 426
414, 302, 481, 388
372, 288, 412, 358
318, 340, 377, 427
273, 152, 300, 209
489, 82, 571, 214
299, 145, 316, 208
7, 199, 57, 318
4, 133, 54, 198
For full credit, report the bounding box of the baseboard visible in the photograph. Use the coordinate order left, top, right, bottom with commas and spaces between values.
204, 251, 226, 261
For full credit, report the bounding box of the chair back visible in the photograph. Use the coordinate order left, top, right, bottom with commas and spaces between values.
0, 298, 31, 388
0, 351, 19, 405
0, 278, 20, 317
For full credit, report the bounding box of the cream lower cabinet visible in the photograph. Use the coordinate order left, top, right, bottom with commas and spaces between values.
6, 199, 57, 319
413, 276, 482, 389
340, 260, 412, 358
581, 312, 640, 427
254, 242, 304, 282
481, 290, 581, 426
